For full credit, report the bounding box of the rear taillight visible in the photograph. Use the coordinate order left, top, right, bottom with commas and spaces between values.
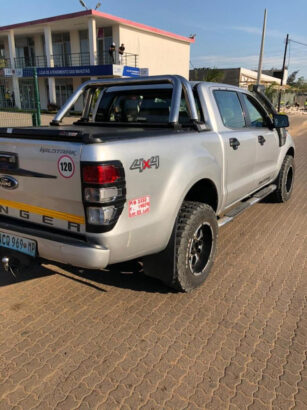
82, 165, 120, 184
81, 161, 126, 233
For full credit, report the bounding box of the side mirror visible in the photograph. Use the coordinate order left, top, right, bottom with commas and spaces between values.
273, 114, 289, 128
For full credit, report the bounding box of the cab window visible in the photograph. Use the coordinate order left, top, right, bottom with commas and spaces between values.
241, 94, 268, 128
214, 90, 246, 129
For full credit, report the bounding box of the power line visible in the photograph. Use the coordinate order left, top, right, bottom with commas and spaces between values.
289, 39, 307, 48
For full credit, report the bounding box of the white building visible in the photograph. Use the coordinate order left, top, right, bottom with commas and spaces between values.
0, 10, 194, 110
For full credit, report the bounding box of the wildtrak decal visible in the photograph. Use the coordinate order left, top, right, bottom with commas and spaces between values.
40, 147, 77, 156
130, 156, 160, 173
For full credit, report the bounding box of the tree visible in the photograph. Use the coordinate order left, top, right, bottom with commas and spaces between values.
287, 70, 299, 85
264, 83, 278, 103
190, 67, 223, 82
203, 68, 224, 82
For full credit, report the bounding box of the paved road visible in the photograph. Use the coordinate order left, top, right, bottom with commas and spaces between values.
0, 116, 306, 409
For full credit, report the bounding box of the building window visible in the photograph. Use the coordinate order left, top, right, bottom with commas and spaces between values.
79, 30, 90, 65
97, 26, 113, 64
52, 32, 71, 66
15, 37, 35, 68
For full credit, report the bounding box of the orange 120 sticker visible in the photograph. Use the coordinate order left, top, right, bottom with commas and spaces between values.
129, 196, 150, 218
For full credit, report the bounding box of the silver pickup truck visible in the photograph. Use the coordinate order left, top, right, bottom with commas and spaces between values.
0, 75, 295, 291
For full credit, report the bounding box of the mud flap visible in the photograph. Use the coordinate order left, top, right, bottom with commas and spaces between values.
142, 222, 177, 287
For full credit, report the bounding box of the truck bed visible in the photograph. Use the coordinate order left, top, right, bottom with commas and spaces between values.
0, 124, 189, 144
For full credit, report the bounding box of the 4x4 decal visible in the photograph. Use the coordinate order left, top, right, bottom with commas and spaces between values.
130, 156, 160, 173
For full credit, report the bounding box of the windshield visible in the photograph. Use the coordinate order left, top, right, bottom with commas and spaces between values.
94, 88, 196, 125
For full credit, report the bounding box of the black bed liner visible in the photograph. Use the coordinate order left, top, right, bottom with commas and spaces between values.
0, 124, 192, 144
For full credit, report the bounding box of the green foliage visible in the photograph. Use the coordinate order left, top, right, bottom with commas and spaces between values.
203, 68, 224, 82
287, 70, 299, 85
190, 67, 224, 83
287, 70, 307, 91
264, 83, 278, 102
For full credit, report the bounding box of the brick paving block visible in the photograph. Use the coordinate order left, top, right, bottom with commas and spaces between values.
16, 393, 40, 409
6, 386, 28, 407
253, 385, 274, 404
164, 394, 187, 410
56, 395, 79, 410
272, 394, 294, 410
248, 398, 271, 410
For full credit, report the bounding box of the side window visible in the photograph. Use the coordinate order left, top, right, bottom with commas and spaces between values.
214, 90, 246, 129
241, 94, 268, 128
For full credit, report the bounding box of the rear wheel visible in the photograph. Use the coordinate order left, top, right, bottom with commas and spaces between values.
143, 201, 218, 292
271, 155, 295, 203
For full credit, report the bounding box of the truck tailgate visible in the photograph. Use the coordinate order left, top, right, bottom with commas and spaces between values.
0, 137, 85, 234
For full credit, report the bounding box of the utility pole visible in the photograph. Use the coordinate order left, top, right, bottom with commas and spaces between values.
278, 34, 289, 112
257, 8, 267, 85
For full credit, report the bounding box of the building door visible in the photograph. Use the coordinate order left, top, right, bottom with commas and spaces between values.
0, 78, 13, 108
20, 79, 35, 110
55, 78, 73, 108
97, 27, 113, 64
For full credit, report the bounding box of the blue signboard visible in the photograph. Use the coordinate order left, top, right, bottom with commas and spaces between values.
23, 65, 142, 78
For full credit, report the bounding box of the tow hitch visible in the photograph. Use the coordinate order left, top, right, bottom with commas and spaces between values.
1, 256, 17, 278
2, 257, 10, 271
1, 252, 34, 279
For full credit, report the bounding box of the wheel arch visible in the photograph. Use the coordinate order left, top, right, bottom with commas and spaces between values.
286, 146, 295, 157
184, 178, 219, 212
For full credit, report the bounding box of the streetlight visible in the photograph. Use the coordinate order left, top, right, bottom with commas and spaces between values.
79, 0, 89, 10
95, 2, 102, 9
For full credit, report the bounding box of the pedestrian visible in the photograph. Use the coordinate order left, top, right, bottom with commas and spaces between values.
118, 43, 125, 65
4, 90, 11, 108
109, 42, 116, 64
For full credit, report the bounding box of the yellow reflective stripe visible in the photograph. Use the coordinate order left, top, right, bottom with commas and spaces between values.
0, 198, 85, 225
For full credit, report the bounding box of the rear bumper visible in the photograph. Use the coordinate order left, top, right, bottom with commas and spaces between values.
0, 219, 110, 270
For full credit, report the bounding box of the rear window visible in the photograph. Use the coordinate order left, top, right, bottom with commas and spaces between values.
94, 89, 202, 124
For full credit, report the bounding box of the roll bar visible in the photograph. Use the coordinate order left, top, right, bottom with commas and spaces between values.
51, 75, 199, 126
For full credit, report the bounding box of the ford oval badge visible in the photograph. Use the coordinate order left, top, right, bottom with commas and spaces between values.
0, 175, 19, 190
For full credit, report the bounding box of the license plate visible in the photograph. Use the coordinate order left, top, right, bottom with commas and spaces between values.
0, 232, 37, 257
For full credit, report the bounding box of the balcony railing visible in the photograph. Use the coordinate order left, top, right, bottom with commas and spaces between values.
0, 58, 11, 69
13, 51, 139, 69
97, 52, 138, 67
51, 53, 91, 67
15, 56, 47, 68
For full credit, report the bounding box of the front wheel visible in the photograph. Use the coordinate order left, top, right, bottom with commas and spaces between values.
143, 202, 218, 292
271, 155, 295, 203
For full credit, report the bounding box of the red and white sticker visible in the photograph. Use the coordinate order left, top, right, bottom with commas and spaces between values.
58, 155, 75, 178
129, 196, 150, 218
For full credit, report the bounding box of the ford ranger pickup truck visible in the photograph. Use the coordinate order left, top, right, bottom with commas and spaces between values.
0, 75, 295, 291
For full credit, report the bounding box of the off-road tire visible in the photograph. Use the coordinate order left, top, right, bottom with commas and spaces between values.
143, 201, 218, 292
271, 155, 295, 203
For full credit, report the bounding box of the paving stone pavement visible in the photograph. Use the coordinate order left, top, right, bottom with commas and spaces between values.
0, 115, 306, 409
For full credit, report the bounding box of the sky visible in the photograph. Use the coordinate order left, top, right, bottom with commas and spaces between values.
1, 0, 307, 79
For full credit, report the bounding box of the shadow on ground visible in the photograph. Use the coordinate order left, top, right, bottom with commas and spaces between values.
56, 260, 174, 294
0, 257, 174, 295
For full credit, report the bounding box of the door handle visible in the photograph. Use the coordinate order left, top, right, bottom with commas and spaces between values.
258, 135, 266, 145
229, 138, 240, 150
